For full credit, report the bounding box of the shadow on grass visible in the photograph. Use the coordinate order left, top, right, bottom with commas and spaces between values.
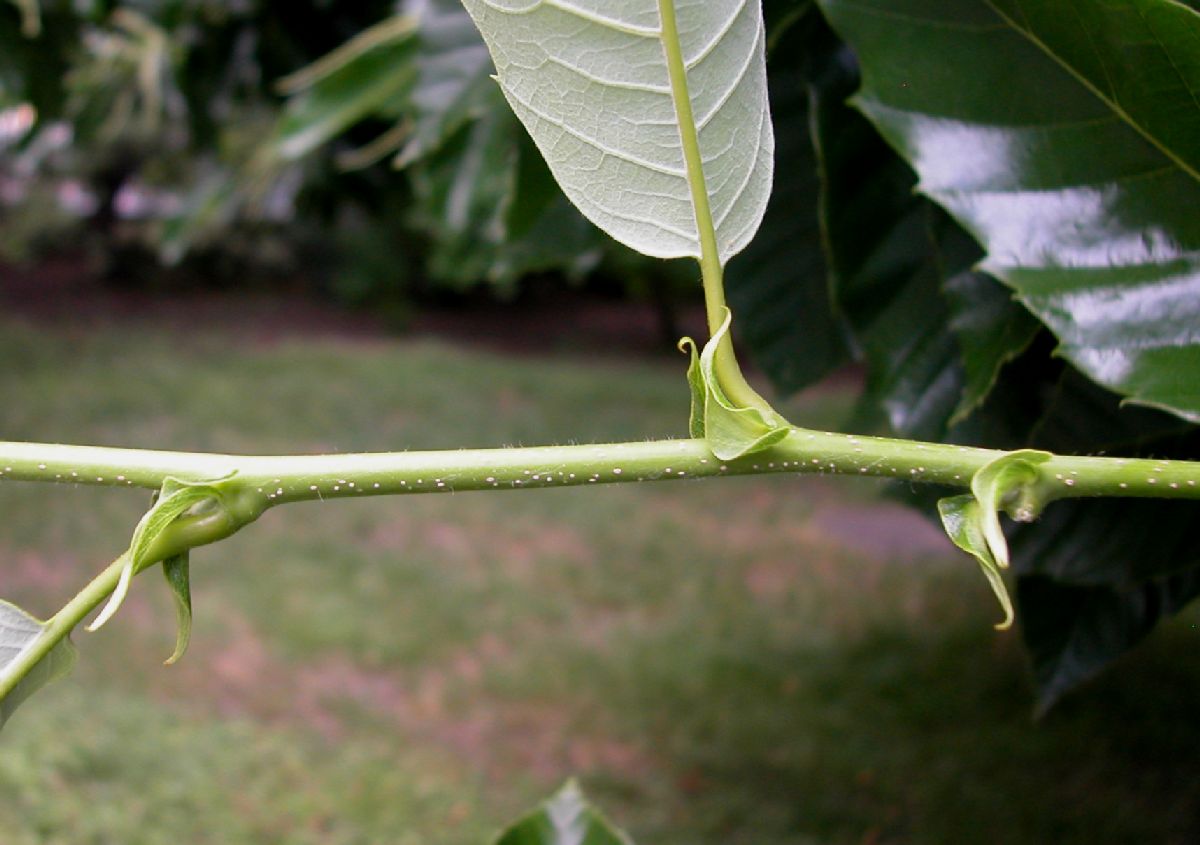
586, 601, 1200, 845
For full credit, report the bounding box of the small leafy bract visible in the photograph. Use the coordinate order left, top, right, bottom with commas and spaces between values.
939, 495, 1015, 630
461, 0, 774, 264
938, 449, 1052, 629
681, 309, 790, 460
88, 474, 233, 632
493, 780, 634, 845
161, 552, 192, 666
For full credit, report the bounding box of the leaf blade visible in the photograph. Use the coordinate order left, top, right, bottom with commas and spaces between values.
1017, 570, 1200, 715
461, 0, 774, 264
818, 0, 1200, 423
0, 600, 77, 730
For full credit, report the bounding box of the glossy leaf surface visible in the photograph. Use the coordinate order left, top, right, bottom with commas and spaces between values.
804, 21, 967, 438
943, 269, 1040, 424
818, 0, 1200, 423
738, 11, 1039, 427
726, 5, 851, 394
461, 0, 774, 264
1018, 570, 1200, 716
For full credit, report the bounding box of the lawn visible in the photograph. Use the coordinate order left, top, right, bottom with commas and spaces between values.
1, 315, 1198, 844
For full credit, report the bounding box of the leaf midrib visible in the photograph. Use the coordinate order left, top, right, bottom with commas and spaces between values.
655, 0, 732, 341
985, 0, 1200, 187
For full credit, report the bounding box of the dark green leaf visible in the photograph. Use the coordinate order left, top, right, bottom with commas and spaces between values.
764, 0, 814, 50
805, 21, 968, 439
1014, 497, 1200, 588
1018, 571, 1200, 715
493, 781, 634, 845
993, 366, 1200, 707
988, 0, 1200, 176
939, 227, 1041, 424
1022, 366, 1196, 456
0, 599, 77, 730
818, 0, 1200, 423
727, 7, 850, 395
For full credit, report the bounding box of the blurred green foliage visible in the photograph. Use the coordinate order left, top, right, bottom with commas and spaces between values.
0, 0, 668, 308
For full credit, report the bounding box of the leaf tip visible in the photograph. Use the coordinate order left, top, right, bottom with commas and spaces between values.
86, 557, 134, 633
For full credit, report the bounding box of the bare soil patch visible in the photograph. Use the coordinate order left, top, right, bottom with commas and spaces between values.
0, 256, 708, 359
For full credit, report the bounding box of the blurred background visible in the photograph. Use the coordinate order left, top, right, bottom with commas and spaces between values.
3, 1, 1200, 843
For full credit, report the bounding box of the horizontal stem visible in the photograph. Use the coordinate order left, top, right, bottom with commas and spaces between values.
3, 432, 1200, 509
2, 429, 1199, 703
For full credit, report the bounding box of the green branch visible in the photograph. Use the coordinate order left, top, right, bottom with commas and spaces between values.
4, 429, 1200, 721
4, 434, 1200, 505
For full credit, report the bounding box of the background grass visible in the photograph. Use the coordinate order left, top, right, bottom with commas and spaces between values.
1, 316, 1199, 844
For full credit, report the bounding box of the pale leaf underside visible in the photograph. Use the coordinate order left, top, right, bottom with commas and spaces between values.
461, 0, 774, 264
1, 600, 77, 728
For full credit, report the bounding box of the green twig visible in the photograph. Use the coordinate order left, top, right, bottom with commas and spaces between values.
4, 433, 1200, 506
3, 430, 1200, 710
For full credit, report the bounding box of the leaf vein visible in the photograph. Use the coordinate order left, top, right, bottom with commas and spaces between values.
501, 82, 687, 177
474, 0, 660, 37
695, 10, 762, 131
